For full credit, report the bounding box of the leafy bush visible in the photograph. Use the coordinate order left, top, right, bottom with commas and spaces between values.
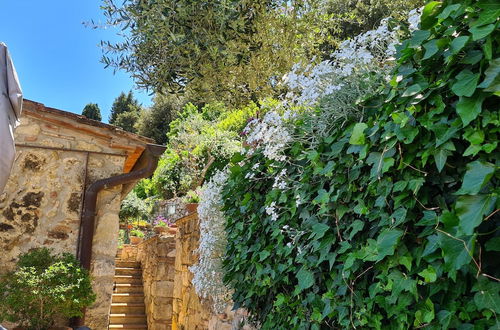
0, 248, 96, 330
221, 1, 499, 328
130, 229, 145, 238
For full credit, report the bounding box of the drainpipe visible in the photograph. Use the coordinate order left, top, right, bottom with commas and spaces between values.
71, 144, 165, 327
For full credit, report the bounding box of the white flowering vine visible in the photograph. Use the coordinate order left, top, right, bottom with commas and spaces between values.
190, 169, 232, 313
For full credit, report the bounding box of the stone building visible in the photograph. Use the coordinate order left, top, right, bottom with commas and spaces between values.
0, 99, 163, 329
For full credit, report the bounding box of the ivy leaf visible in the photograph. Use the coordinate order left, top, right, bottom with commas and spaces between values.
451, 70, 480, 97
420, 1, 441, 29
311, 223, 330, 239
469, 24, 495, 41
470, 9, 500, 27
477, 58, 500, 92
402, 83, 425, 97
313, 189, 330, 205
456, 93, 485, 126
456, 161, 495, 195
259, 250, 271, 261
433, 148, 449, 172
418, 266, 437, 283
474, 280, 500, 313
349, 123, 368, 145
409, 30, 431, 47
485, 237, 500, 252
296, 268, 314, 292
375, 229, 403, 261
437, 310, 452, 328
348, 220, 364, 240
422, 39, 439, 60
422, 235, 440, 257
456, 194, 497, 235
438, 232, 474, 271
437, 4, 461, 20
450, 36, 470, 54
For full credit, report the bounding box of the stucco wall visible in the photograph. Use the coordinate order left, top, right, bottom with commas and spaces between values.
0, 101, 151, 328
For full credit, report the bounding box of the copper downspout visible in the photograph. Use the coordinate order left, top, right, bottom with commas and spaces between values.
71, 144, 165, 327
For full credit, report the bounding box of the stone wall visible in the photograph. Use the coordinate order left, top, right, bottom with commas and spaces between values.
0, 100, 153, 328
172, 213, 211, 330
137, 235, 177, 329
171, 213, 255, 330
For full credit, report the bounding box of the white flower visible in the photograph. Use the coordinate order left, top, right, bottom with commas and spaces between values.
190, 169, 232, 313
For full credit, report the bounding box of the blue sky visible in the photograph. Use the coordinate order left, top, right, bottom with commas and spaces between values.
0, 0, 152, 123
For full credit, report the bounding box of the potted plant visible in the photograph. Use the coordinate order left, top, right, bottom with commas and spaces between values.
129, 229, 145, 244
153, 215, 170, 234
183, 189, 200, 214
0, 248, 95, 330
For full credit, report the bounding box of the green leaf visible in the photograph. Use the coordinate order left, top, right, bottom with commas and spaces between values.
348, 220, 364, 240
433, 148, 448, 172
349, 123, 368, 145
409, 30, 431, 47
456, 194, 497, 235
375, 229, 404, 261
296, 268, 314, 292
485, 237, 500, 252
259, 250, 271, 261
451, 70, 480, 97
474, 281, 500, 313
471, 9, 500, 27
418, 266, 437, 283
402, 84, 424, 97
437, 310, 452, 328
313, 189, 330, 204
478, 58, 500, 92
456, 161, 496, 195
438, 232, 474, 271
437, 4, 461, 19
422, 39, 439, 60
422, 235, 440, 257
450, 36, 470, 54
456, 93, 485, 126
421, 2, 441, 29
469, 24, 495, 41
311, 223, 330, 239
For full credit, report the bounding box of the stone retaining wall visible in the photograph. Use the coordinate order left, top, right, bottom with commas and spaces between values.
137, 235, 177, 329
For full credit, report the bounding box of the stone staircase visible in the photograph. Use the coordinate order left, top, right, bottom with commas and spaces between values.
109, 257, 148, 329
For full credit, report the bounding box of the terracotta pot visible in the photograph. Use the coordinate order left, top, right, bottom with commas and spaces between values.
167, 227, 178, 235
154, 226, 167, 234
185, 203, 198, 214
130, 236, 143, 245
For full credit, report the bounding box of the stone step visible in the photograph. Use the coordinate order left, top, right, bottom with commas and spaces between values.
108, 325, 147, 329
109, 313, 147, 325
114, 275, 142, 284
114, 283, 144, 293
115, 267, 142, 276
112, 293, 145, 303
110, 302, 146, 314
115, 260, 141, 268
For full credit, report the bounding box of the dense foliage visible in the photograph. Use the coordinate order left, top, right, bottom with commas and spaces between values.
81, 102, 102, 121
100, 0, 424, 106
0, 248, 96, 330
220, 1, 499, 328
141, 101, 259, 199
109, 90, 141, 132
135, 94, 185, 145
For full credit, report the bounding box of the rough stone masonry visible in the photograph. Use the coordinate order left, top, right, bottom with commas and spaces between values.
0, 99, 154, 329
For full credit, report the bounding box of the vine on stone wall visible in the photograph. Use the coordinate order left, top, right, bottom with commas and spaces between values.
221, 0, 499, 328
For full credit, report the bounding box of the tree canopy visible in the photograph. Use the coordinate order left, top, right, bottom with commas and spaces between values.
81, 103, 102, 121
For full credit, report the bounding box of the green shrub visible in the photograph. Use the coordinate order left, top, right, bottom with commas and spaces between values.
222, 1, 499, 328
130, 229, 145, 238
0, 248, 96, 330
